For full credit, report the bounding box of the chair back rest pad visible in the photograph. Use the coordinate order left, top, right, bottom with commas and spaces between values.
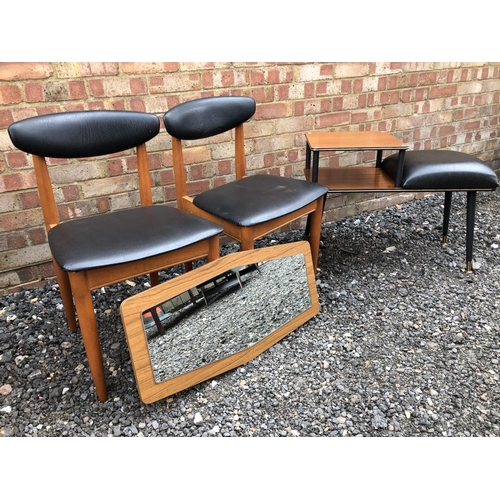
8, 110, 160, 158
163, 96, 256, 140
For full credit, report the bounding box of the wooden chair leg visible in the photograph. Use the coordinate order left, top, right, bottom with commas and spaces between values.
240, 229, 256, 252
304, 214, 311, 239
304, 193, 327, 239
52, 259, 77, 332
149, 270, 159, 287
308, 196, 324, 272
442, 191, 452, 245
68, 271, 108, 402
207, 235, 220, 262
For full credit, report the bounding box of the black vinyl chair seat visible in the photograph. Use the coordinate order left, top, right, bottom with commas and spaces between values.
49, 205, 223, 272
382, 150, 499, 190
193, 174, 329, 227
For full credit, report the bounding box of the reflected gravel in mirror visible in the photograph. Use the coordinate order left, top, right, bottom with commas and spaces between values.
143, 254, 310, 383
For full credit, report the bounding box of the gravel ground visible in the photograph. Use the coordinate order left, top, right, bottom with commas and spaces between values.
1, 191, 500, 438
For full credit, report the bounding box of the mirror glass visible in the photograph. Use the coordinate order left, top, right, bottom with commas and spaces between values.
142, 253, 311, 383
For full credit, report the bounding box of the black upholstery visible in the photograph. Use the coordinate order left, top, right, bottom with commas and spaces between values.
382, 150, 499, 190
163, 96, 256, 140
8, 110, 160, 158
49, 205, 223, 272
193, 174, 328, 226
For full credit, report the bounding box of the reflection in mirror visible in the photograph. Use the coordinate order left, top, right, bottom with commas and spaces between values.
143, 254, 310, 383
120, 241, 319, 404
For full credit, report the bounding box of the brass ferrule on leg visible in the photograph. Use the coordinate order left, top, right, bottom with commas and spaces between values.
442, 236, 447, 246
466, 261, 473, 273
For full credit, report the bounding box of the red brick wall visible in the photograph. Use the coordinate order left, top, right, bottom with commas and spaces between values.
1, 62, 499, 292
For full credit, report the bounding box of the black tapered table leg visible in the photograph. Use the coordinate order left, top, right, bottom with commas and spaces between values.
442, 191, 452, 245
466, 191, 476, 273
305, 149, 320, 238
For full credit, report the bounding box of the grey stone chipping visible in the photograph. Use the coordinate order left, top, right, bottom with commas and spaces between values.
1, 191, 499, 437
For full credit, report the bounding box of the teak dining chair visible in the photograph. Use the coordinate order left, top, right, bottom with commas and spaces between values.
8, 110, 223, 402
163, 96, 329, 271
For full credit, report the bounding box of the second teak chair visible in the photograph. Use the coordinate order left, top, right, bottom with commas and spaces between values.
163, 96, 329, 271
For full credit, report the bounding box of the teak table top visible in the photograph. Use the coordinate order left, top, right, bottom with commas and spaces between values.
306, 131, 408, 151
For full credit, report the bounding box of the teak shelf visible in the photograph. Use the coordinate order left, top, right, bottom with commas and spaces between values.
304, 131, 408, 192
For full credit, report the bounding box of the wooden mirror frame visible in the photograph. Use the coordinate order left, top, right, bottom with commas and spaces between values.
120, 241, 319, 404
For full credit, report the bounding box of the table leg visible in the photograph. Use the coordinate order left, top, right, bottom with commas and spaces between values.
466, 191, 476, 273
442, 191, 452, 246
305, 150, 321, 237
304, 148, 320, 239
312, 150, 319, 183
305, 142, 311, 171
395, 149, 406, 187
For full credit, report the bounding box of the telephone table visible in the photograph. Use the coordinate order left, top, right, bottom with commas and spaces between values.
304, 131, 408, 192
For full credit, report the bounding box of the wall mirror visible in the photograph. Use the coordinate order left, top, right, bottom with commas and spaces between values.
120, 241, 319, 404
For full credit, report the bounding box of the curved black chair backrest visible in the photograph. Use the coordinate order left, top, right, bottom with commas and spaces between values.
8, 110, 160, 158
163, 96, 256, 140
